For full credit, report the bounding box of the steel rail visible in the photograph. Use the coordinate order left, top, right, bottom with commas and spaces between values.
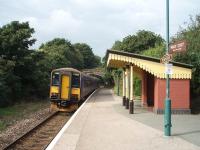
4, 111, 59, 150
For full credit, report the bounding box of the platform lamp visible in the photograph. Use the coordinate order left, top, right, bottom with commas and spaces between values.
164, 0, 172, 136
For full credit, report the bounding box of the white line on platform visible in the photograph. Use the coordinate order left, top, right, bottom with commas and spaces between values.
46, 89, 97, 150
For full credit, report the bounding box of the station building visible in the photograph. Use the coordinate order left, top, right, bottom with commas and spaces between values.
106, 50, 192, 114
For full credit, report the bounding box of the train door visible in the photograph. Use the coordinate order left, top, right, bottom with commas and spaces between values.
61, 75, 70, 100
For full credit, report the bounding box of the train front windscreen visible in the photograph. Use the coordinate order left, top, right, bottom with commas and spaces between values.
50, 72, 60, 99
71, 73, 80, 100
71, 73, 80, 88
52, 72, 60, 86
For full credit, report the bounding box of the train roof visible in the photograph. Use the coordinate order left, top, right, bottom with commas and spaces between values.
52, 68, 100, 80
52, 68, 81, 73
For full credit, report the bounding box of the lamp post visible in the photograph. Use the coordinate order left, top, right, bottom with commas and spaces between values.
164, 0, 171, 136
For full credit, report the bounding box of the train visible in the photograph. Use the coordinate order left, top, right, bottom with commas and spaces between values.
49, 68, 99, 112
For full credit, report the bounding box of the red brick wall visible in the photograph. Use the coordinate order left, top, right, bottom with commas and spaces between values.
154, 78, 190, 110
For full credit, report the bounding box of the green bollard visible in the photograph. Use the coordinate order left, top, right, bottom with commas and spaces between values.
164, 98, 172, 136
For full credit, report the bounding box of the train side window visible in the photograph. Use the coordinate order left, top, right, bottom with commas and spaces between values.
72, 73, 80, 88
52, 72, 60, 86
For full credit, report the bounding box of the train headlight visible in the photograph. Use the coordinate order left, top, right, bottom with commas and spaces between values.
71, 94, 78, 100
51, 93, 59, 99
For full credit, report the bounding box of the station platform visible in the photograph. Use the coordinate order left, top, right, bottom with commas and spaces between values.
47, 88, 200, 150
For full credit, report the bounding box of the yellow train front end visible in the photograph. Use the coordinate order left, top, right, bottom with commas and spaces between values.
49, 68, 81, 112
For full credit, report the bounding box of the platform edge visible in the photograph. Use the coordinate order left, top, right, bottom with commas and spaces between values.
46, 89, 98, 150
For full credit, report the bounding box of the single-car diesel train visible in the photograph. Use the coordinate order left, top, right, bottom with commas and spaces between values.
50, 68, 99, 112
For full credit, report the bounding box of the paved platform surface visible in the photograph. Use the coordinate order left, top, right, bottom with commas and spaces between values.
49, 88, 200, 150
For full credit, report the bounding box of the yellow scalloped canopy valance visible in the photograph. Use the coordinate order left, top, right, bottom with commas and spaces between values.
107, 51, 192, 79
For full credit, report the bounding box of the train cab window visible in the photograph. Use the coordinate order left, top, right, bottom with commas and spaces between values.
72, 73, 80, 88
52, 72, 60, 86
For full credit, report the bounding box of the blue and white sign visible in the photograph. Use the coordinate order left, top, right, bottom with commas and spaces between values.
165, 63, 173, 75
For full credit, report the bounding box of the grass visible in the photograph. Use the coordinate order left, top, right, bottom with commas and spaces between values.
0, 100, 49, 132
0, 121, 6, 131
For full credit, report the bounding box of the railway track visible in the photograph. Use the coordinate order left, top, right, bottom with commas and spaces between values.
4, 111, 71, 150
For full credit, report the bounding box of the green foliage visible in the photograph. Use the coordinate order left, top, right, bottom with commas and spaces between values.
40, 39, 101, 70
111, 30, 164, 53
74, 43, 101, 68
0, 21, 36, 106
133, 76, 141, 97
112, 69, 122, 95
102, 68, 114, 87
0, 59, 17, 106
27, 51, 50, 98
171, 15, 200, 96
0, 21, 100, 107
40, 38, 81, 69
0, 120, 6, 131
0, 21, 36, 60
93, 55, 101, 67
111, 40, 123, 50
141, 45, 165, 58
112, 70, 142, 97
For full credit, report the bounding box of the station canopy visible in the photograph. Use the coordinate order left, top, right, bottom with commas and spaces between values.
106, 50, 192, 79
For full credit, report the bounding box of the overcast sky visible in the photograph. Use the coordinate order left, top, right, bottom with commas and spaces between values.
0, 0, 199, 57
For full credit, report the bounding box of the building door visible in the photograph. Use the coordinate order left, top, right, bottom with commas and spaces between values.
147, 73, 154, 106
61, 75, 70, 100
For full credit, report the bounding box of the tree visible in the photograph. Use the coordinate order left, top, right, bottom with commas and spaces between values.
103, 68, 114, 87
0, 21, 36, 60
172, 14, 200, 96
111, 40, 123, 50
141, 45, 165, 58
40, 38, 84, 70
28, 51, 50, 98
0, 21, 36, 106
0, 21, 102, 107
0, 59, 19, 106
111, 30, 164, 53
74, 43, 100, 68
93, 55, 101, 67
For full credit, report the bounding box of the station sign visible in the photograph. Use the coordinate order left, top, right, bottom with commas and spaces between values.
169, 40, 187, 54
160, 54, 172, 64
